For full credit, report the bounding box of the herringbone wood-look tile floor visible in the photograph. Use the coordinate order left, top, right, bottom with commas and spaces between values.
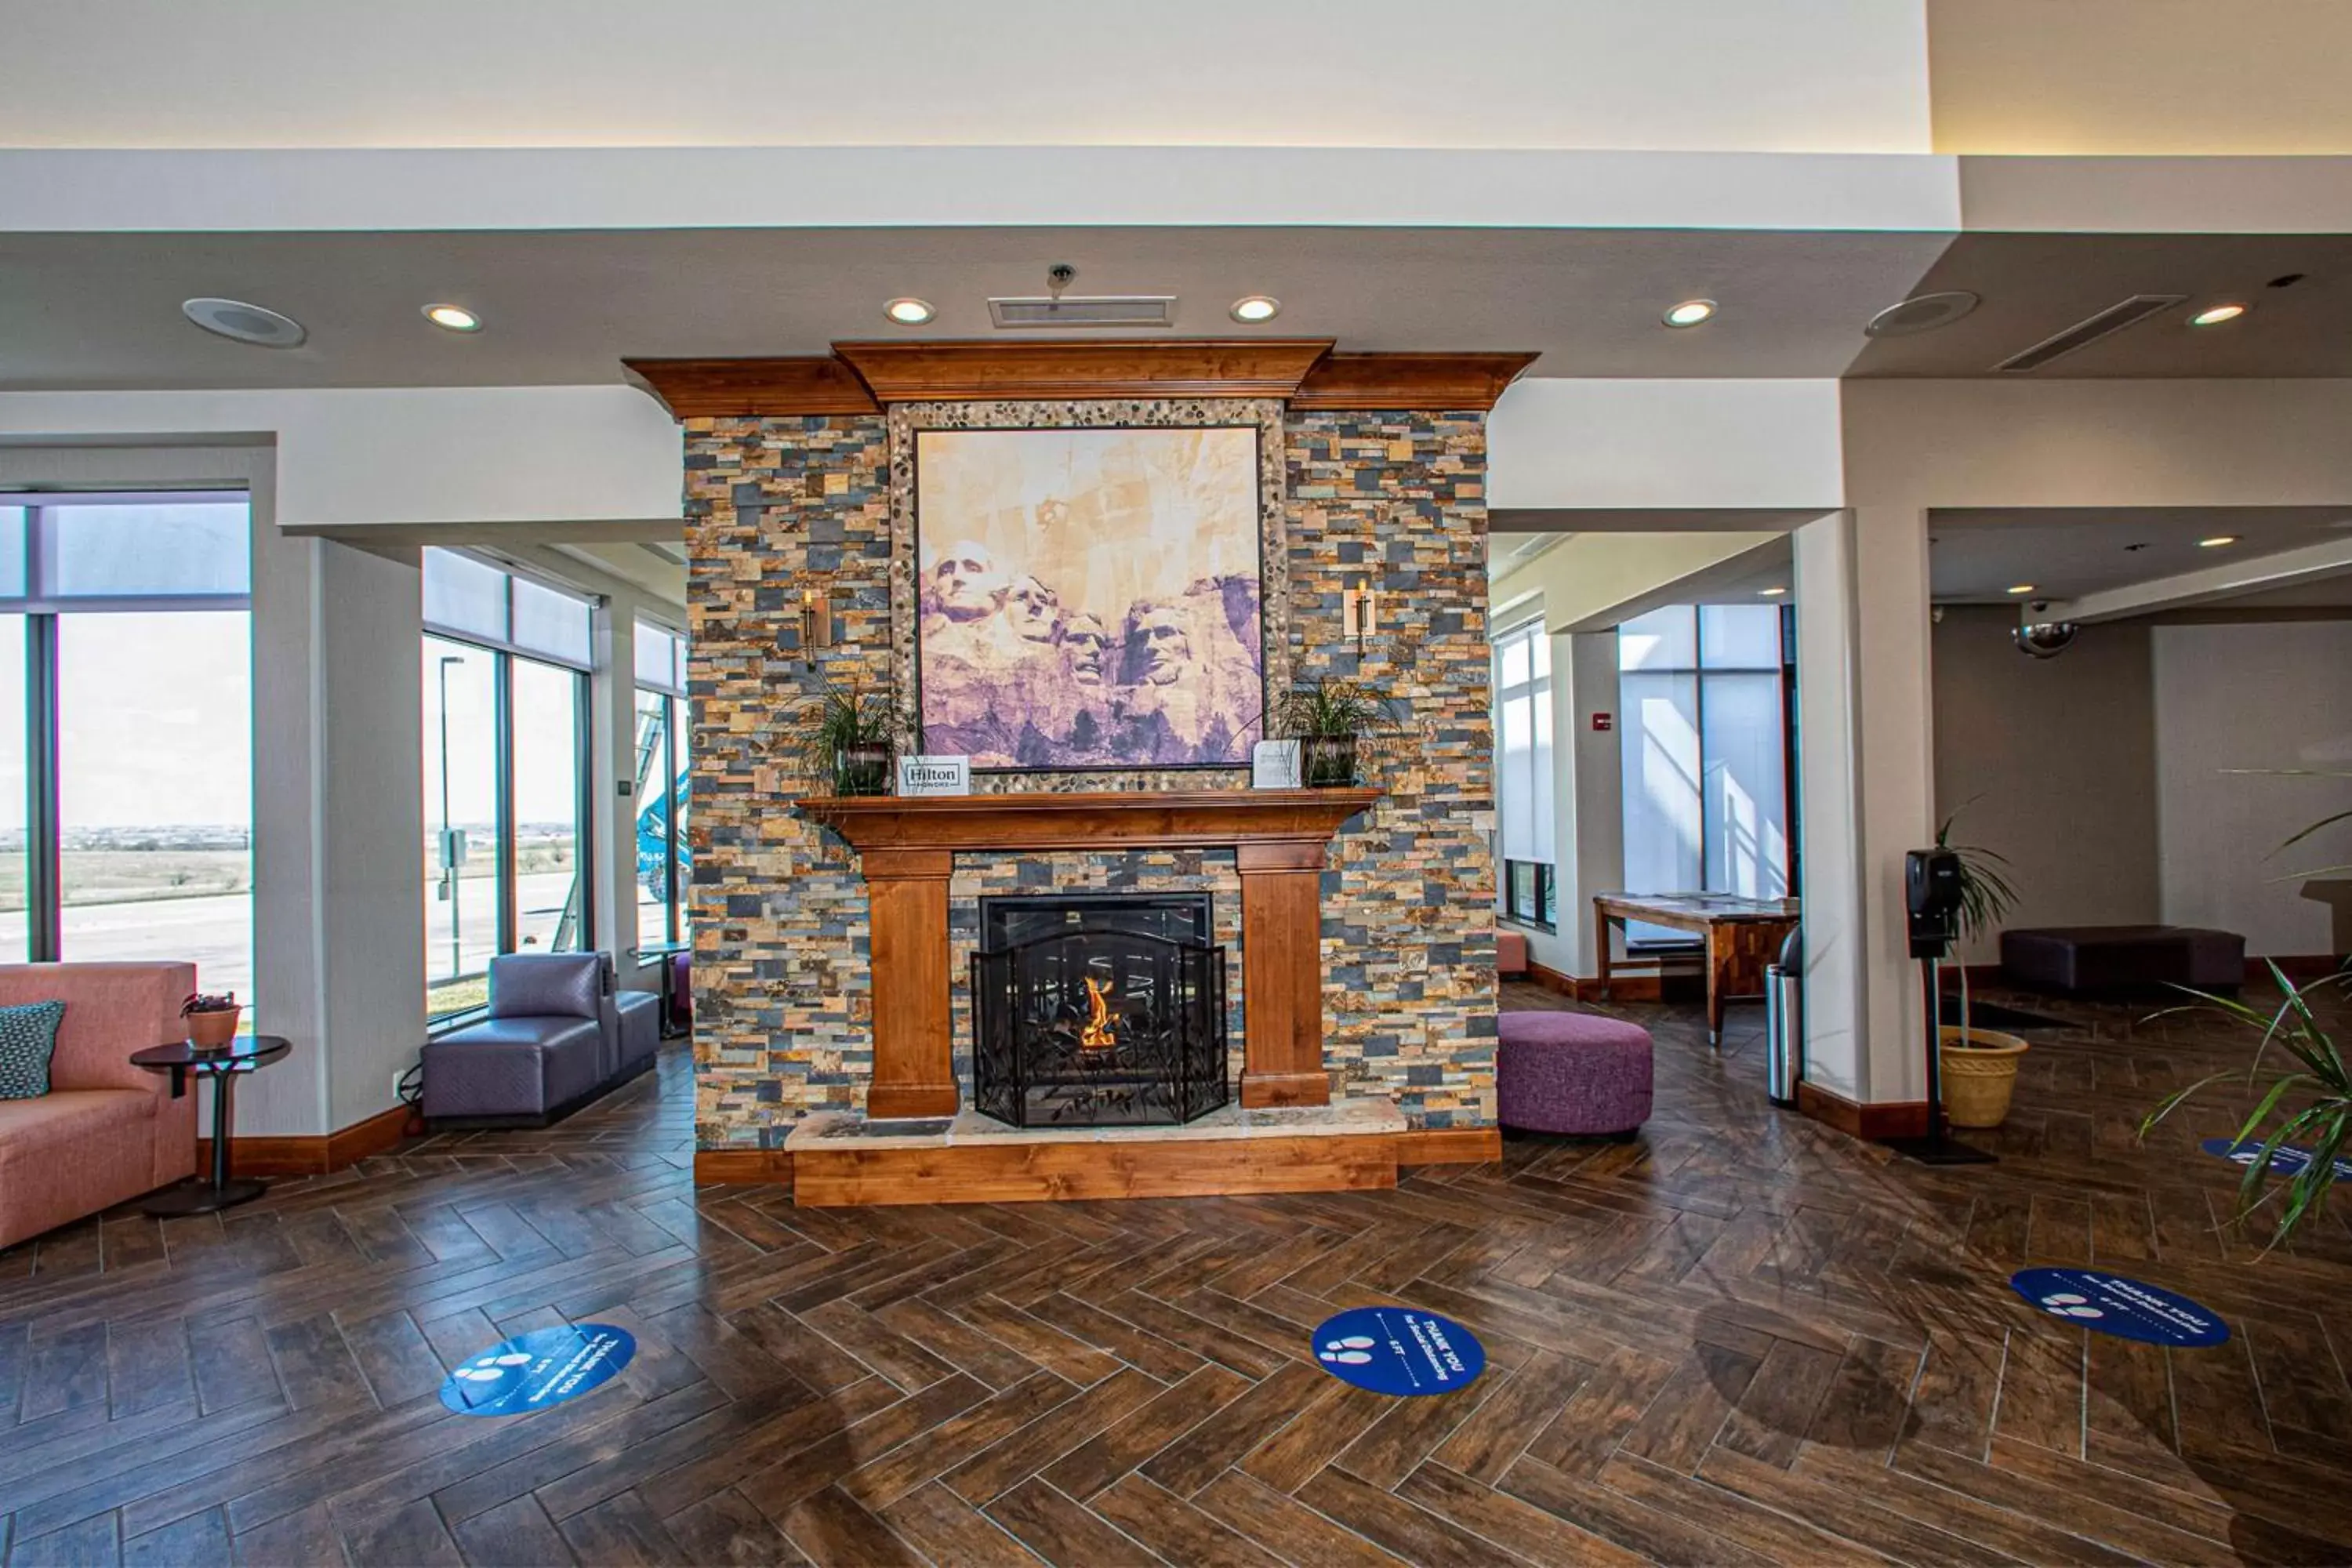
5, 984, 2352, 1566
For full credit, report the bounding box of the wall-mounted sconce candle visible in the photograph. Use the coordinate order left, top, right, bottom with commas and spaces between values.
799, 588, 833, 666
1341, 583, 1380, 653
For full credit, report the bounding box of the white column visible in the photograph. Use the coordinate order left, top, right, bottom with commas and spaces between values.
1557, 630, 1624, 977
1794, 506, 1936, 1105
595, 604, 647, 982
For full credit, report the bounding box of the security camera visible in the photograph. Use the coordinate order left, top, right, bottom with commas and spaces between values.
1047, 263, 1078, 289
2013, 622, 2080, 659
2027, 598, 2052, 615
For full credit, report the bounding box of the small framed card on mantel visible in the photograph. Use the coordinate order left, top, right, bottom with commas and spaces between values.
1250, 739, 1301, 789
896, 756, 971, 797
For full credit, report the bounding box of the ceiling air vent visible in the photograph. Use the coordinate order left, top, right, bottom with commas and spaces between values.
1992, 294, 2184, 373
989, 295, 1176, 330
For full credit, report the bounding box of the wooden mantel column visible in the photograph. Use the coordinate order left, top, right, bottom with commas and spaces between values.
797, 789, 1378, 1121
1235, 840, 1334, 1109
860, 847, 957, 1119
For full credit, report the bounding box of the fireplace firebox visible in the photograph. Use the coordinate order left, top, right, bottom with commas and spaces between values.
971, 894, 1229, 1127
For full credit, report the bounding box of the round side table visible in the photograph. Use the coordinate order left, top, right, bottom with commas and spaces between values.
129, 1035, 292, 1216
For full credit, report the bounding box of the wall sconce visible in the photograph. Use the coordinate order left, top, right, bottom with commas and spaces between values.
798, 587, 833, 666
1341, 583, 1380, 654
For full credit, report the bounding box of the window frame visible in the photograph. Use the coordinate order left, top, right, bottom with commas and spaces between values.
1492, 613, 1556, 933
0, 492, 254, 964
423, 631, 597, 1024
1617, 603, 1795, 903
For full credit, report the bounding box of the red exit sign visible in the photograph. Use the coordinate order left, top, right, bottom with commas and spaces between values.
1592, 713, 1613, 731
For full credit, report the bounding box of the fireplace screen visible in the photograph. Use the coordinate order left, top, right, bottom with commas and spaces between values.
971, 895, 1229, 1127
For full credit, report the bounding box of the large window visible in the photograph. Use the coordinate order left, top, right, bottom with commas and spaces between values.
1494, 616, 1555, 930
1619, 604, 1791, 904
633, 621, 690, 947
423, 549, 592, 1019
0, 495, 252, 1002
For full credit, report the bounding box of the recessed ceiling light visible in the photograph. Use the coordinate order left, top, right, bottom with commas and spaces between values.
2190, 303, 2247, 327
1758, 586, 1787, 597
1663, 299, 1717, 328
2198, 535, 2240, 548
1229, 295, 1281, 325
422, 303, 482, 332
884, 297, 935, 326
2006, 583, 2037, 595
181, 297, 307, 349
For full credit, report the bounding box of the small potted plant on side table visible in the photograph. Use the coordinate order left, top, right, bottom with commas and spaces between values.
183, 991, 241, 1051
801, 685, 909, 797
1276, 677, 1387, 788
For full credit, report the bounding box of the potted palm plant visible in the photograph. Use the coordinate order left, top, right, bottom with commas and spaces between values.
800, 685, 908, 797
1274, 677, 1386, 788
1934, 805, 2031, 1127
2142, 771, 2352, 1249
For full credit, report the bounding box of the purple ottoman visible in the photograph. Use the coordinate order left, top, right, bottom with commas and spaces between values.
1498, 1011, 1654, 1137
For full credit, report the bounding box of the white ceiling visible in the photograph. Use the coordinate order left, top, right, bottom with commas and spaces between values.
1926, 506, 2352, 603
0, 225, 1960, 391
1848, 232, 2352, 378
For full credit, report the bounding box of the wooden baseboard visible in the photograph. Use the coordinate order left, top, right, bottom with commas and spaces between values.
1793, 1081, 1932, 1142
1396, 1127, 1501, 1166
1522, 960, 1577, 997
2252, 953, 2347, 984
695, 1148, 794, 1185
791, 1131, 1399, 1207
198, 1102, 416, 1177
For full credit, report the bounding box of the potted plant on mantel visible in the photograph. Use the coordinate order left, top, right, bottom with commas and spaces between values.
182, 991, 240, 1051
1274, 677, 1390, 789
800, 684, 911, 797
1935, 804, 2031, 1128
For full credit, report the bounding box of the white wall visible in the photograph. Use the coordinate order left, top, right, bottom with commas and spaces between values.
1490, 380, 1848, 514
1931, 608, 2160, 962
0, 387, 682, 533
2154, 621, 2352, 956
0, 1, 1932, 154
1843, 380, 2352, 510
1929, 0, 2352, 155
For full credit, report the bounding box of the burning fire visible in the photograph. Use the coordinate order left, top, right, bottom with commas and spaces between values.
1079, 976, 1117, 1051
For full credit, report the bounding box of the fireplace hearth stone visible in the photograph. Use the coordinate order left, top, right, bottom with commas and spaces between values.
787, 1096, 1406, 1150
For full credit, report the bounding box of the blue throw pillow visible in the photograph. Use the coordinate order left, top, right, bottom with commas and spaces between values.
0, 1000, 66, 1099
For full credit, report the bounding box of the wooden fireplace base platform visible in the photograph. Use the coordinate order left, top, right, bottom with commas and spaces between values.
760, 1101, 1497, 1207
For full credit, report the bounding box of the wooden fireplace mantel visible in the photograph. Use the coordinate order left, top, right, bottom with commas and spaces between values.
796, 788, 1381, 1118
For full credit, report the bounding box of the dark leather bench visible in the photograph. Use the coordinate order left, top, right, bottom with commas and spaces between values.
422, 953, 660, 1127
2000, 925, 2245, 996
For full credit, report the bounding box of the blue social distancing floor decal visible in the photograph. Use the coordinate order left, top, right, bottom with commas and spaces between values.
2009, 1268, 2229, 1348
1312, 1307, 1485, 1396
440, 1323, 636, 1417
2201, 1136, 2352, 1181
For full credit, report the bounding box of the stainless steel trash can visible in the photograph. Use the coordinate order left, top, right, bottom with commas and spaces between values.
1764, 927, 1802, 1107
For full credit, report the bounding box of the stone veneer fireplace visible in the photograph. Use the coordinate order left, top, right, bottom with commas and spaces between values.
970, 893, 1227, 1128
639, 339, 1527, 1189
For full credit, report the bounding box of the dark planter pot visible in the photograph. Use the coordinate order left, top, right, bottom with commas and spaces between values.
1299, 735, 1359, 788
833, 743, 895, 797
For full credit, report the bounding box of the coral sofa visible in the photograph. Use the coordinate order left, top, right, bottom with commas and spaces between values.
0, 962, 198, 1250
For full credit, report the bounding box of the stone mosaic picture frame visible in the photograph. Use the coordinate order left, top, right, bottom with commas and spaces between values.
888, 399, 1292, 789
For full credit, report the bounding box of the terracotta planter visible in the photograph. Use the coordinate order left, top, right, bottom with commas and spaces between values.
1938, 1024, 2028, 1128
187, 1006, 241, 1051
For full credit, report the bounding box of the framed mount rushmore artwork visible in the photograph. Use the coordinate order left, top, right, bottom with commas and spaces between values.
913, 424, 1266, 771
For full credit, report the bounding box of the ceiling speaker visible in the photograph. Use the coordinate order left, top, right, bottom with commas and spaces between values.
1864, 290, 1980, 338
181, 297, 307, 349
